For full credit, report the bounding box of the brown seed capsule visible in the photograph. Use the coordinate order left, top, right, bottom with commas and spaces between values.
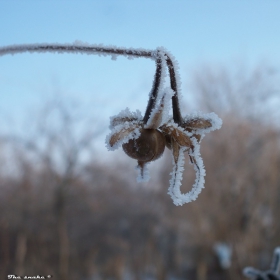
122, 129, 165, 162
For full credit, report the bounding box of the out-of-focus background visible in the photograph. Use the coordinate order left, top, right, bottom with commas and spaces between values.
1, 1, 280, 279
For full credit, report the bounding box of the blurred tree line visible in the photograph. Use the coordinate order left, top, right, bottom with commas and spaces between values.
0, 63, 279, 280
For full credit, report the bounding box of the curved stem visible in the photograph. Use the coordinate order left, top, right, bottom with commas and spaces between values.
0, 43, 183, 124
166, 56, 183, 125
0, 43, 154, 59
143, 52, 183, 125
143, 56, 162, 124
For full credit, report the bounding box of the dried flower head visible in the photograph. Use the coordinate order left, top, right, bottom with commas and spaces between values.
0, 42, 222, 205
106, 90, 222, 205
104, 47, 222, 205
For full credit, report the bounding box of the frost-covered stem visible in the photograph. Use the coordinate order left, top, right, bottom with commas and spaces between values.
0, 43, 182, 123
143, 52, 182, 125
143, 56, 162, 124
166, 56, 183, 125
0, 43, 154, 59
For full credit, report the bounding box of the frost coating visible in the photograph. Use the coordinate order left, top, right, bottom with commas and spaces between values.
146, 48, 168, 102
160, 88, 175, 124
0, 42, 156, 61
168, 146, 187, 205
136, 163, 150, 182
109, 108, 142, 129
144, 88, 174, 129
124, 89, 221, 205
183, 112, 223, 138
165, 119, 193, 138
168, 138, 206, 206
0, 41, 223, 205
162, 47, 183, 104
105, 123, 141, 151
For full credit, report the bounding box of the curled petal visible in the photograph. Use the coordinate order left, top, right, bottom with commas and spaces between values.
160, 124, 192, 148
144, 88, 174, 129
183, 117, 212, 131
183, 112, 223, 136
109, 108, 142, 129
168, 137, 206, 206
171, 137, 180, 163
110, 116, 139, 128
168, 139, 185, 205
105, 123, 141, 151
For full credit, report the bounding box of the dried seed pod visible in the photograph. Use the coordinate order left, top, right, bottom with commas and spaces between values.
182, 118, 212, 131
122, 129, 165, 162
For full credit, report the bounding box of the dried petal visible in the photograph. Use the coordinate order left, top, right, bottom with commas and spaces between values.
182, 118, 212, 131
110, 116, 139, 128
168, 137, 206, 206
168, 141, 185, 206
106, 123, 141, 151
171, 138, 180, 165
183, 112, 222, 135
145, 96, 165, 129
160, 124, 192, 148
109, 108, 142, 129
144, 88, 174, 129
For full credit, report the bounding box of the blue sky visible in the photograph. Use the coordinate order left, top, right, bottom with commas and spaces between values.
1, 1, 280, 154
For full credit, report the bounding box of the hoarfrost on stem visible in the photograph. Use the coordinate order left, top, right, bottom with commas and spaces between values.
0, 41, 222, 205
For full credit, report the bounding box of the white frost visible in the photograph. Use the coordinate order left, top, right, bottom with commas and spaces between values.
160, 47, 183, 105
109, 108, 142, 129
0, 41, 225, 206
184, 112, 222, 139
161, 88, 175, 124
105, 122, 141, 151
168, 137, 206, 206
136, 163, 150, 182
144, 87, 174, 129
0, 42, 156, 61
168, 146, 186, 206
145, 48, 168, 117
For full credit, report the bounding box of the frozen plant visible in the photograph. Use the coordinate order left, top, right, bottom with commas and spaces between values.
0, 42, 222, 205
243, 247, 280, 280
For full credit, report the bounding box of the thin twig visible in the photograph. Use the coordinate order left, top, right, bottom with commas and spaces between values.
166, 56, 183, 124
0, 43, 183, 124
0, 43, 154, 58
143, 56, 162, 124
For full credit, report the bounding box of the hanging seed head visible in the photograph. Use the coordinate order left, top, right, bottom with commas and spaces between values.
122, 129, 165, 162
